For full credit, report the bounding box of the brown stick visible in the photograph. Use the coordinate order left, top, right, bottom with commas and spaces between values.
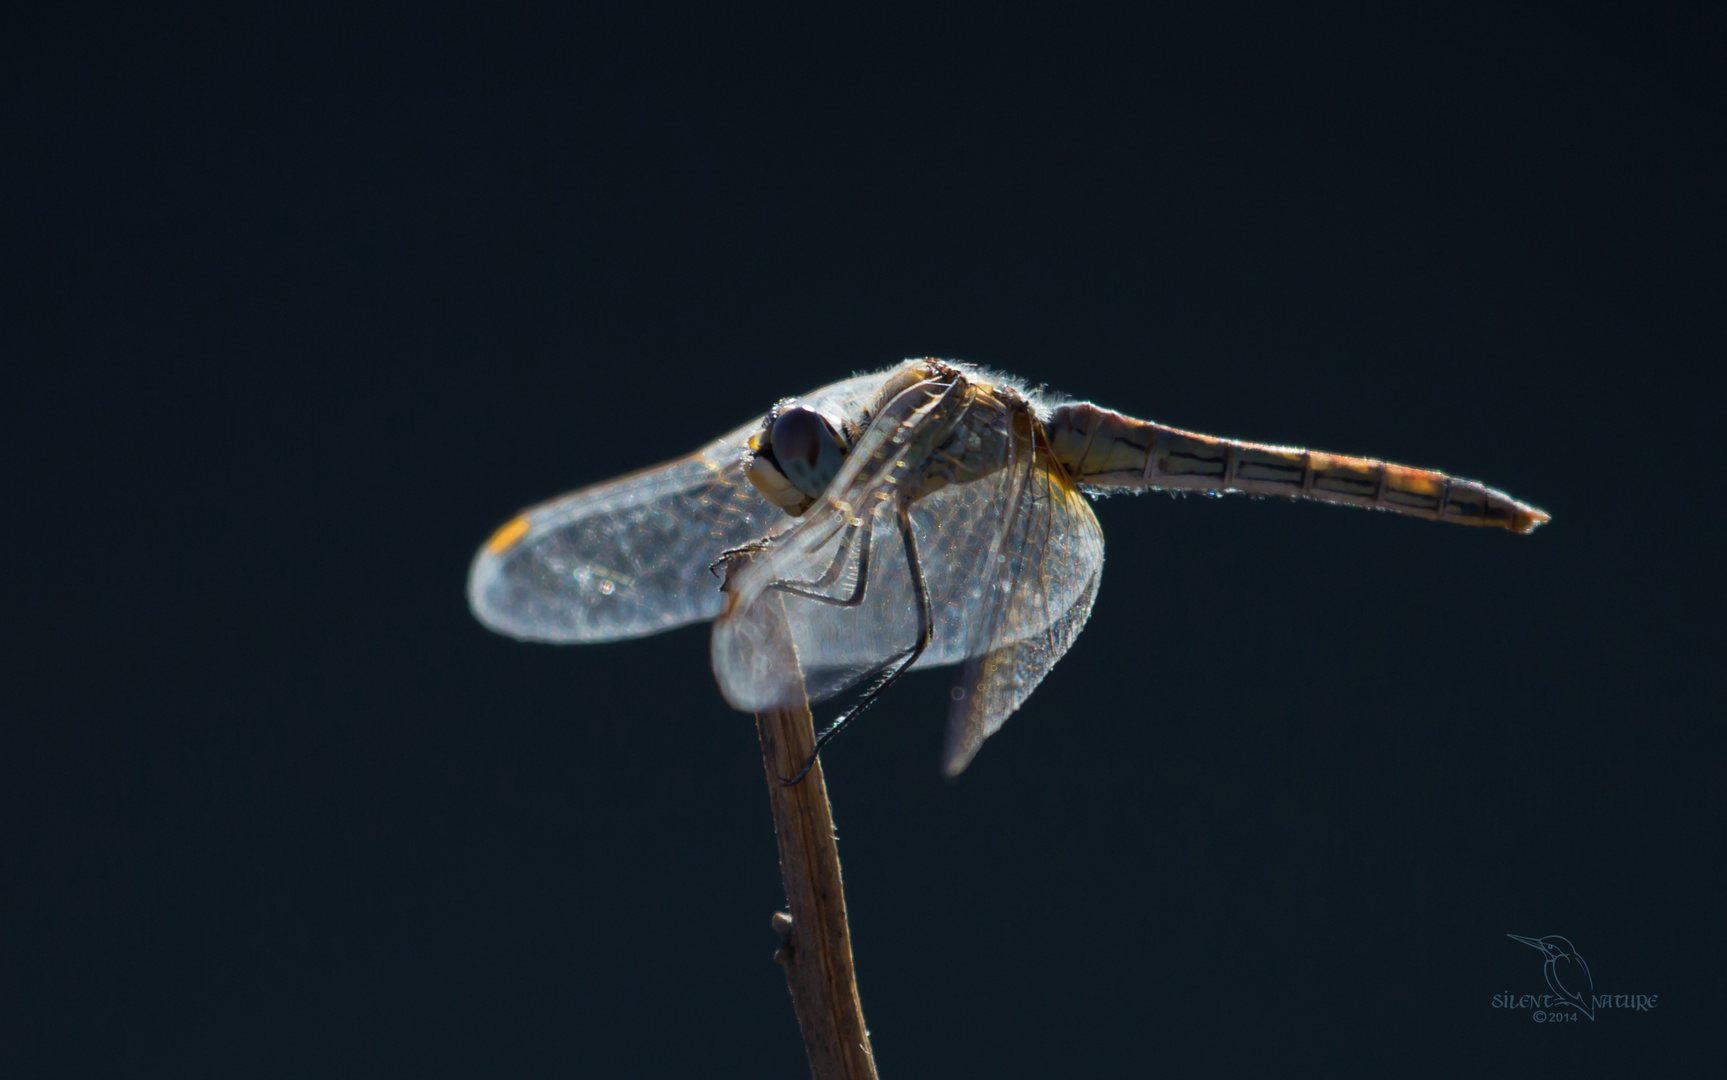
718, 560, 877, 1077
756, 699, 878, 1078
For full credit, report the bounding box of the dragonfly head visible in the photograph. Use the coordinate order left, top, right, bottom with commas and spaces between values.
747, 405, 850, 516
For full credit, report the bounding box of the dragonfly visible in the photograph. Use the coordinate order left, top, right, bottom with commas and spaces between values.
468, 359, 1548, 779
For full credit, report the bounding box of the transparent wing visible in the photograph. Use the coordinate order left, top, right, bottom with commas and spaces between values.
468, 419, 773, 642
712, 382, 1104, 763
943, 419, 1104, 776
469, 370, 896, 643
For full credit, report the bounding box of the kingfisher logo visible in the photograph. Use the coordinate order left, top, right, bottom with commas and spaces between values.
1493, 933, 1659, 1022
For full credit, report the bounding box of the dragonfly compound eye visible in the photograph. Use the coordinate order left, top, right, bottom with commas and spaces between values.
770, 406, 847, 499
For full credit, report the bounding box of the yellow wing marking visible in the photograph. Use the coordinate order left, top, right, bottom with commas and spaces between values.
484, 515, 532, 555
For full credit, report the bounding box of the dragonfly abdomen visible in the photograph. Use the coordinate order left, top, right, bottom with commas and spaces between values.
1044, 401, 1549, 534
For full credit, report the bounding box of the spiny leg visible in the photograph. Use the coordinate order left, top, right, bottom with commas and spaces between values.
710, 508, 850, 578
771, 511, 875, 607
782, 501, 934, 785
709, 535, 775, 578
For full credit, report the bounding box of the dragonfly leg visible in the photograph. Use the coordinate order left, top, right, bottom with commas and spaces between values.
781, 501, 933, 785
708, 535, 776, 578
769, 512, 875, 608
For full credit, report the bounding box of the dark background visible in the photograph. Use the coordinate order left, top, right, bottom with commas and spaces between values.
4, 3, 1721, 1076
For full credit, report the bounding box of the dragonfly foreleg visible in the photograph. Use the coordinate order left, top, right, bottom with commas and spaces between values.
768, 512, 875, 608
781, 501, 934, 785
709, 535, 777, 578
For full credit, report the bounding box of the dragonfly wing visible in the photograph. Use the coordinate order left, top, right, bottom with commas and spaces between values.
469, 369, 897, 644
943, 425, 1105, 776
468, 417, 778, 642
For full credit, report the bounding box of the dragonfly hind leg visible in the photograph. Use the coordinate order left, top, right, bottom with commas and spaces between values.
782, 502, 934, 785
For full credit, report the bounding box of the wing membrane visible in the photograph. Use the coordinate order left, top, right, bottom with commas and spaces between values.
468, 370, 895, 643
943, 417, 1104, 776
468, 419, 774, 642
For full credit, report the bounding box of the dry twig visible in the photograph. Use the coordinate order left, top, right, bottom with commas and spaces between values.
746, 597, 877, 1079
757, 701, 877, 1079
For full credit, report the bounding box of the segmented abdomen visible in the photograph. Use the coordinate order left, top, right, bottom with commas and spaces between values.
1044, 402, 1548, 534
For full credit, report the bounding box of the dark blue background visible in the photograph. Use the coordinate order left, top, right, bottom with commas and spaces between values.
4, 3, 1720, 1075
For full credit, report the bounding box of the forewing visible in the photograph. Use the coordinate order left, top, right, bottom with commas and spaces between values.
468, 419, 775, 642
469, 370, 896, 644
943, 427, 1104, 776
